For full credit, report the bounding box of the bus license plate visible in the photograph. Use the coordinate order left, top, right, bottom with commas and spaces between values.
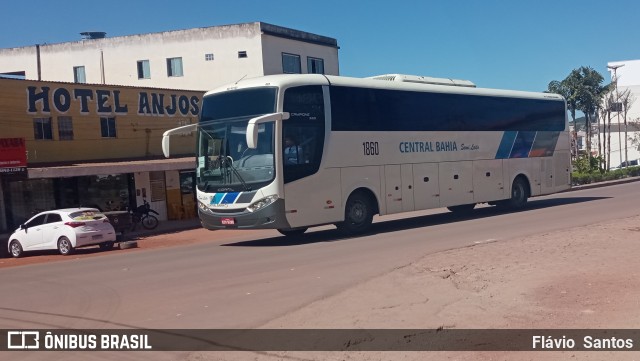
221, 218, 235, 225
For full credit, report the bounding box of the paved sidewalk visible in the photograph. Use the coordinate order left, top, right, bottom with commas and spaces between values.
125, 217, 202, 240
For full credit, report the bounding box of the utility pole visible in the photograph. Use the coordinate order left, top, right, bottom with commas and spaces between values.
607, 64, 624, 169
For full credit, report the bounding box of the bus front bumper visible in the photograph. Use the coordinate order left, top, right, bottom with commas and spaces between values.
199, 199, 291, 230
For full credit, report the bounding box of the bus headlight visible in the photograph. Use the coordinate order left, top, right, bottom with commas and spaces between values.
246, 195, 279, 213
198, 200, 211, 213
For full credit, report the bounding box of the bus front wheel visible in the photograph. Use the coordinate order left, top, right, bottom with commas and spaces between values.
336, 192, 374, 235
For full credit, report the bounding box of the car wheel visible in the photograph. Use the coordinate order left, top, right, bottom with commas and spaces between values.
277, 227, 308, 237
99, 241, 114, 251
58, 237, 74, 256
9, 240, 23, 258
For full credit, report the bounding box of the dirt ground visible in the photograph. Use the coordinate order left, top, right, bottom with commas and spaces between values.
3, 213, 640, 360
190, 214, 640, 361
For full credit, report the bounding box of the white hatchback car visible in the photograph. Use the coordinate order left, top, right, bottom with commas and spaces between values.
8, 208, 117, 258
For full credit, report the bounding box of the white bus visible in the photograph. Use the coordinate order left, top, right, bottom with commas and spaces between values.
163, 74, 570, 236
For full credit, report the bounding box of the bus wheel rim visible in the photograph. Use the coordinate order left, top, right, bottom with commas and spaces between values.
350, 201, 366, 223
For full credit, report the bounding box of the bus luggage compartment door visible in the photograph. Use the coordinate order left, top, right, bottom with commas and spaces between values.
439, 161, 474, 207
412, 163, 440, 210
384, 165, 403, 214
472, 160, 504, 203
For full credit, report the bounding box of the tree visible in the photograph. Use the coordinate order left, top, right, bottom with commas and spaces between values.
547, 71, 580, 158
618, 89, 635, 167
548, 67, 612, 168
605, 93, 615, 170
629, 118, 640, 150
597, 95, 611, 170
575, 67, 612, 164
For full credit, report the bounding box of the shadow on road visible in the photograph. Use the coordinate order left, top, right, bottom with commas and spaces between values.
221, 196, 610, 247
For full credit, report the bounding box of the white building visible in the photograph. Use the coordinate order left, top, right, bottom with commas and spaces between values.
602, 60, 640, 168
0, 22, 339, 90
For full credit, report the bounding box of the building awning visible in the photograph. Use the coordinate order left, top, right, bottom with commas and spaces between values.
27, 157, 195, 179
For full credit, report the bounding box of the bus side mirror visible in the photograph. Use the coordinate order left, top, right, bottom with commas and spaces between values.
161, 123, 197, 157
246, 112, 290, 149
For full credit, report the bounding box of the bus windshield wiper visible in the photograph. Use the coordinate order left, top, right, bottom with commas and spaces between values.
223, 156, 252, 191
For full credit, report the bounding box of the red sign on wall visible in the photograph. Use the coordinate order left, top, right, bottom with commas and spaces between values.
0, 138, 27, 168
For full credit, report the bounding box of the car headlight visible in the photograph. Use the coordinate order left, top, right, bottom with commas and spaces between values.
246, 195, 279, 213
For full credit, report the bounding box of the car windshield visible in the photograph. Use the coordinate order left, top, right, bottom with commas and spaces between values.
196, 87, 277, 193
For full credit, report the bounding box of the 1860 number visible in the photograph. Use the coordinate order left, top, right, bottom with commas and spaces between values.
362, 141, 380, 156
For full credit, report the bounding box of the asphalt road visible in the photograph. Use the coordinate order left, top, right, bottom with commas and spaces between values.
0, 182, 638, 359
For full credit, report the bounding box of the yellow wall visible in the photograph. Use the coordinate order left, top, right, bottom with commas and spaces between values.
0, 78, 203, 164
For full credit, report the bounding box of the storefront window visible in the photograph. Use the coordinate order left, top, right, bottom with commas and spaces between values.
2, 173, 143, 230
8, 179, 56, 227
77, 174, 131, 211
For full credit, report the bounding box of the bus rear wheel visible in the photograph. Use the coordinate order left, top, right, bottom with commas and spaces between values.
498, 177, 529, 209
277, 227, 308, 237
336, 192, 374, 235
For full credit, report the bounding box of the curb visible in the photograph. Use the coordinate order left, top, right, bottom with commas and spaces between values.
567, 176, 640, 192
119, 240, 139, 249
125, 219, 202, 240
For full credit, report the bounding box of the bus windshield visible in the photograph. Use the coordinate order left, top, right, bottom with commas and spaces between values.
196, 87, 277, 193
196, 119, 275, 192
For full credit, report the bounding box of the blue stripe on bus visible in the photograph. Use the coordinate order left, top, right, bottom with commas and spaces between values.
220, 192, 240, 204
529, 131, 560, 157
211, 193, 225, 205
509, 131, 537, 158
495, 131, 517, 159
496, 131, 560, 159
211, 192, 244, 205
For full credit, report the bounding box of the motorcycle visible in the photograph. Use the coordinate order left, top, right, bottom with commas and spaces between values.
130, 199, 160, 230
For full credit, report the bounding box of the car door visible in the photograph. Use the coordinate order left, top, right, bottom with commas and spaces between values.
38, 213, 64, 250
20, 214, 47, 250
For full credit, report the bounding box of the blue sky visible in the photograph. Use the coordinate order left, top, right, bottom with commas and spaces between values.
1, 0, 638, 92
